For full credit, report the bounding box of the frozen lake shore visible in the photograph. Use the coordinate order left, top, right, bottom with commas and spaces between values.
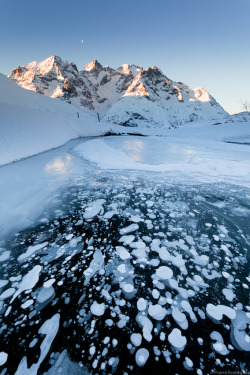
0, 135, 249, 374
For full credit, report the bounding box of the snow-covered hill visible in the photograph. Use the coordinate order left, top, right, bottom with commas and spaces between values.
8, 56, 228, 127
0, 73, 112, 165
229, 111, 250, 123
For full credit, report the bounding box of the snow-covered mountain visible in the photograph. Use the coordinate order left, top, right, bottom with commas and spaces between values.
8, 55, 228, 127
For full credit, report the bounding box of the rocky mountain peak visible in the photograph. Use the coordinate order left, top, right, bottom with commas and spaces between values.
82, 60, 103, 72
7, 55, 228, 127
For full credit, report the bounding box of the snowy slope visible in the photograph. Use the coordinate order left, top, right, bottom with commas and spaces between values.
0, 74, 113, 165
229, 111, 250, 123
8, 56, 228, 127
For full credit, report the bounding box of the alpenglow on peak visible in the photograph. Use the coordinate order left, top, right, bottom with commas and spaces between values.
8, 56, 228, 127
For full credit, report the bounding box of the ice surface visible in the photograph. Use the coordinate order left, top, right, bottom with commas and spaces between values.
10, 265, 42, 304
158, 247, 170, 261
120, 224, 139, 235
83, 199, 105, 219
119, 249, 131, 260
148, 304, 167, 320
155, 266, 173, 280
84, 249, 104, 286
0, 133, 249, 374
21, 299, 34, 309
136, 314, 153, 342
15, 313, 60, 375
222, 288, 236, 302
0, 280, 9, 288
131, 333, 142, 347
206, 303, 236, 322
45, 350, 89, 375
43, 278, 56, 288
168, 328, 187, 351
184, 357, 193, 370
36, 286, 55, 310
0, 287, 15, 301
73, 130, 250, 186
210, 331, 229, 355
0, 250, 11, 262
119, 235, 135, 244
137, 298, 147, 311
0, 352, 8, 366
135, 348, 149, 367
172, 307, 188, 329
18, 242, 48, 262
230, 310, 250, 351
123, 284, 134, 293
90, 301, 105, 316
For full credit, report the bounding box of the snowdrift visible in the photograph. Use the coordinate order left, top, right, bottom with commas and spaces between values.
0, 74, 112, 165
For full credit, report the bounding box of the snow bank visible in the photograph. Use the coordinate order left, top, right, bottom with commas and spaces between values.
0, 74, 113, 166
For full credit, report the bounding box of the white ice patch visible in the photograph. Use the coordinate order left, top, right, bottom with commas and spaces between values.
136, 314, 153, 342
0, 352, 8, 366
172, 307, 188, 329
132, 248, 148, 262
123, 284, 134, 293
117, 264, 127, 274
10, 265, 42, 304
0, 287, 15, 301
18, 242, 48, 262
181, 300, 197, 323
206, 303, 236, 322
84, 249, 104, 286
222, 288, 236, 302
15, 313, 60, 375
90, 301, 105, 316
131, 333, 142, 347
119, 249, 131, 260
135, 348, 149, 367
21, 299, 34, 309
0, 280, 9, 288
119, 235, 135, 244
148, 304, 167, 320
43, 278, 55, 288
230, 310, 250, 351
155, 266, 173, 280
210, 331, 229, 355
158, 247, 170, 261
83, 199, 105, 219
123, 283, 135, 299
0, 251, 11, 262
184, 356, 193, 371
36, 286, 55, 310
120, 224, 139, 235
168, 328, 187, 351
137, 298, 147, 311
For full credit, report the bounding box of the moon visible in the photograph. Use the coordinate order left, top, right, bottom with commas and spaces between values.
81, 40, 84, 44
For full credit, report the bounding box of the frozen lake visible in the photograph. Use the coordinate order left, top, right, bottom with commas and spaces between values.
0, 136, 249, 374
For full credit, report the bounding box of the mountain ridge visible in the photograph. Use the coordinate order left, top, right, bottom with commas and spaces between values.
8, 55, 228, 127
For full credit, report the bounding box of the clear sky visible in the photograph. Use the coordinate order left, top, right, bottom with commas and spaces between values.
0, 0, 249, 114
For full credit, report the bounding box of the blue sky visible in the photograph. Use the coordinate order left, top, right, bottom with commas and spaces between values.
0, 0, 249, 114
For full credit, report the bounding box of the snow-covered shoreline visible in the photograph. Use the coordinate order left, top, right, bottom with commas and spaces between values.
1, 72, 249, 189
73, 123, 250, 187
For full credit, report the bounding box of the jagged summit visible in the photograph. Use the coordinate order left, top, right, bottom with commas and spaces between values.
83, 60, 103, 72
7, 56, 228, 127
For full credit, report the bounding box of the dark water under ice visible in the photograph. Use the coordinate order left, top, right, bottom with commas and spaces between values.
0, 139, 249, 375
